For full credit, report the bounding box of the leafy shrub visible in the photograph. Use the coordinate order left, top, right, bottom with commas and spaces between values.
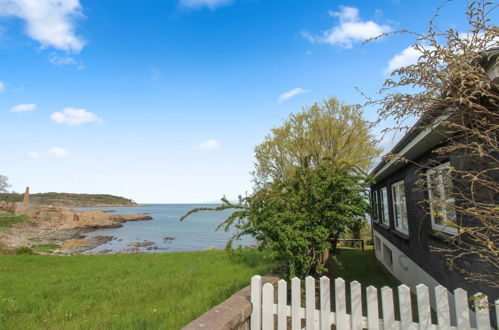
15, 246, 33, 255
183, 164, 371, 278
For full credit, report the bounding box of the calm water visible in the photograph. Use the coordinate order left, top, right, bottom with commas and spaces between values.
78, 204, 255, 253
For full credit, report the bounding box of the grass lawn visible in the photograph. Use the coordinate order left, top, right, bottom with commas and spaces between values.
0, 214, 30, 228
327, 247, 412, 319
330, 246, 400, 288
0, 249, 276, 330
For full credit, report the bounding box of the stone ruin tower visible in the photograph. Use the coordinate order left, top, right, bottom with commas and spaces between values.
23, 186, 30, 207
12, 186, 30, 215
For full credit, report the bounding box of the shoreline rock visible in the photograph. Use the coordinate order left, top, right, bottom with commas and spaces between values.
0, 201, 154, 254
109, 214, 153, 223
59, 236, 114, 254
128, 240, 155, 247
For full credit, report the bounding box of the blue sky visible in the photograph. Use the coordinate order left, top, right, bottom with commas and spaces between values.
0, 0, 487, 203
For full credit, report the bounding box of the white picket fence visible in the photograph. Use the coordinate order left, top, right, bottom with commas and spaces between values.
250, 275, 498, 330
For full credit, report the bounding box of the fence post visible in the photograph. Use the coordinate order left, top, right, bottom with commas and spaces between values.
251, 275, 262, 330
262, 283, 274, 330
435, 285, 451, 330
291, 277, 301, 330
319, 276, 331, 330
277, 280, 287, 330
350, 281, 362, 330
454, 288, 470, 330
366, 286, 380, 330
398, 284, 412, 329
305, 276, 316, 330
381, 287, 395, 330
416, 284, 431, 329
495, 299, 499, 330
474, 293, 490, 330
335, 278, 347, 330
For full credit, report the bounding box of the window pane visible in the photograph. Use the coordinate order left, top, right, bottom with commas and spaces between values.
428, 163, 457, 233
441, 168, 453, 200
399, 186, 408, 231
380, 187, 389, 225
371, 191, 378, 222
392, 182, 408, 233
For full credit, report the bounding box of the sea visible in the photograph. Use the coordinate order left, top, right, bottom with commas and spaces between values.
77, 204, 256, 254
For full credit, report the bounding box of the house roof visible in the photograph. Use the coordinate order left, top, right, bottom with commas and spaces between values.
370, 48, 499, 183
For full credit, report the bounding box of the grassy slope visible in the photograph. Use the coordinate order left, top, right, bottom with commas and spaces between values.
0, 192, 136, 206
0, 249, 275, 330
0, 214, 30, 228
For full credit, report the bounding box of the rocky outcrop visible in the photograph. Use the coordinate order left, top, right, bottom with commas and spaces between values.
0, 200, 154, 253
60, 236, 113, 254
0, 201, 14, 214
109, 214, 153, 222
1, 202, 153, 230
128, 240, 155, 247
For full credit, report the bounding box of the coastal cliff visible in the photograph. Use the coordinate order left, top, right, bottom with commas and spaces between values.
0, 194, 152, 253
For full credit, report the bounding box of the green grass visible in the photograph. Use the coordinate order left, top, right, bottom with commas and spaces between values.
330, 247, 400, 288
328, 247, 418, 320
0, 249, 276, 329
32, 244, 59, 253
0, 214, 30, 228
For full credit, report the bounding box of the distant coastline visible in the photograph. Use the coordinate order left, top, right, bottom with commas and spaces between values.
0, 192, 139, 207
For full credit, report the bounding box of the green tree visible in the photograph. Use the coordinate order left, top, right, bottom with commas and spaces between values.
182, 96, 378, 278
253, 96, 380, 188
181, 164, 371, 278
0, 175, 10, 193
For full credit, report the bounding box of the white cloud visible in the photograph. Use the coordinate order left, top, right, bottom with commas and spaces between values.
49, 54, 76, 66
0, 81, 4, 92
277, 88, 308, 103
198, 139, 220, 150
303, 6, 392, 49
49, 54, 84, 69
385, 33, 499, 75
47, 147, 69, 158
10, 103, 36, 113
50, 107, 103, 126
0, 0, 85, 52
27, 151, 40, 159
384, 45, 435, 74
179, 0, 233, 10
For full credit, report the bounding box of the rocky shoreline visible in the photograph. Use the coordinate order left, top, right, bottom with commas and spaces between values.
0, 199, 155, 254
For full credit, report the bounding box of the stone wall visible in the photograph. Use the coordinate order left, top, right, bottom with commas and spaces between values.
182, 275, 279, 330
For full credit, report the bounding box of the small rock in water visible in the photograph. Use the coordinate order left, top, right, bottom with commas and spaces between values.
163, 236, 175, 241
128, 241, 155, 247
98, 249, 112, 254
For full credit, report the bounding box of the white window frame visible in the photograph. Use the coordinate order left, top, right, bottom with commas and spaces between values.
379, 187, 389, 226
391, 180, 409, 235
427, 162, 458, 235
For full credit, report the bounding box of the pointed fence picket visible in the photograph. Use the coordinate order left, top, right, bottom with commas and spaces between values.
250, 275, 497, 330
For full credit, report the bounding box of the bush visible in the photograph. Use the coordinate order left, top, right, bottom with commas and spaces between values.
32, 244, 59, 253
183, 164, 371, 278
15, 246, 33, 255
